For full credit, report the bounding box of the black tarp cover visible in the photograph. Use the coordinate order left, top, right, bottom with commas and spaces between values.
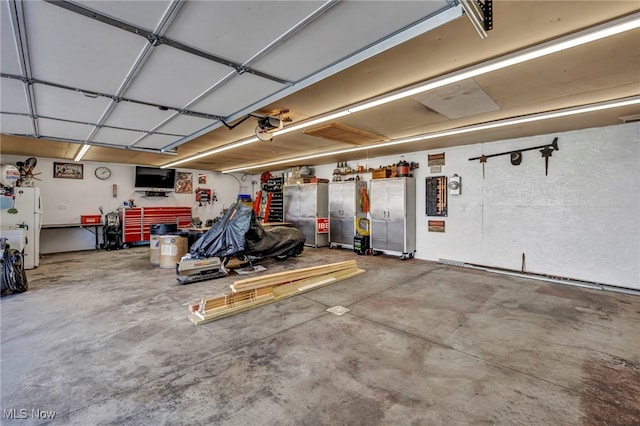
190, 202, 304, 259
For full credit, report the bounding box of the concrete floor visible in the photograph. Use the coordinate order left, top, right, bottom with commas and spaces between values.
1, 246, 639, 425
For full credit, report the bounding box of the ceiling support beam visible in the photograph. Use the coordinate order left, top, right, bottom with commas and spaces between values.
1, 73, 223, 121
7, 0, 38, 136
0, 111, 185, 137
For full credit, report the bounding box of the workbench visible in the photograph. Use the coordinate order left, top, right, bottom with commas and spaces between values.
41, 223, 104, 249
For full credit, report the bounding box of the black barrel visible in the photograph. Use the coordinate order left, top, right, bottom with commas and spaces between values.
150, 223, 178, 235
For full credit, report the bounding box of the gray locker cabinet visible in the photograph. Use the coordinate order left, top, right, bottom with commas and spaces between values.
284, 183, 329, 247
370, 177, 416, 259
329, 180, 367, 249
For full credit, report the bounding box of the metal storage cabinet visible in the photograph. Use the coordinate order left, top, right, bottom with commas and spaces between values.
370, 177, 416, 260
284, 182, 329, 247
329, 180, 367, 249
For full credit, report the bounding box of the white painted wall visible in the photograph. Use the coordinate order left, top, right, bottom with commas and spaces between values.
0, 155, 244, 253
3, 123, 637, 288
307, 123, 639, 289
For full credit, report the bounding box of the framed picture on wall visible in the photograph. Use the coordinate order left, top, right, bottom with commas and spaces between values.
175, 172, 193, 194
53, 162, 83, 179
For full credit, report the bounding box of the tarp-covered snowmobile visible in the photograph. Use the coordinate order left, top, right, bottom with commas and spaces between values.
177, 202, 305, 284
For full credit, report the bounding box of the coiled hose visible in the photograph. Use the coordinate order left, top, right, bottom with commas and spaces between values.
1, 244, 28, 295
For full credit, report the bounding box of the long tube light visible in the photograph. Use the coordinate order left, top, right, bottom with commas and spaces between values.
74, 144, 91, 162
161, 137, 259, 168
344, 12, 640, 114
163, 12, 640, 168
221, 96, 640, 173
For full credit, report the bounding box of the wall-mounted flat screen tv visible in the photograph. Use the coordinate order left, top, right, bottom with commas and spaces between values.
134, 166, 176, 189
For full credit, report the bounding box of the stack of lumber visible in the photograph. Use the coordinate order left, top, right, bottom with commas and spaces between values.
189, 260, 364, 325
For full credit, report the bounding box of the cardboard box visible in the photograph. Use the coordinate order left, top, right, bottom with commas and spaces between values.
81, 215, 102, 224
285, 177, 313, 185
372, 169, 392, 179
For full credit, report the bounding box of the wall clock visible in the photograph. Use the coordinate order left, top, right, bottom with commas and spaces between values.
95, 166, 111, 180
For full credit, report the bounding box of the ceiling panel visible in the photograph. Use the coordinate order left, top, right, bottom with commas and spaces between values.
0, 0, 21, 75
37, 118, 93, 142
122, 44, 232, 109
413, 79, 501, 120
91, 127, 146, 146
251, 0, 452, 81
33, 84, 111, 123
73, 0, 173, 31
0, 113, 33, 135
102, 101, 176, 134
153, 115, 215, 139
164, 1, 326, 65
191, 72, 285, 118
1, 78, 29, 114
23, 1, 147, 92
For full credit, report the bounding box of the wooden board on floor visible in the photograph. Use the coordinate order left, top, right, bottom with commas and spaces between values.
231, 260, 358, 292
232, 260, 356, 286
189, 266, 365, 325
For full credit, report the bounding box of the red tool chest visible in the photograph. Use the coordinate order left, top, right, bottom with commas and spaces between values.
119, 207, 192, 243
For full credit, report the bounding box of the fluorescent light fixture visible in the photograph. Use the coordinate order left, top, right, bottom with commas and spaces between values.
74, 144, 91, 162
161, 137, 259, 168
348, 12, 640, 113
221, 96, 640, 173
165, 12, 640, 168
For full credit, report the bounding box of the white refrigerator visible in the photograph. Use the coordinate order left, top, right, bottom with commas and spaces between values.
1, 187, 42, 269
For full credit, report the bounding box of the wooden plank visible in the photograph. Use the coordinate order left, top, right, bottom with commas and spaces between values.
193, 294, 276, 321
189, 267, 365, 326
199, 286, 276, 314
200, 295, 227, 312
273, 267, 364, 297
231, 260, 357, 292
232, 260, 356, 286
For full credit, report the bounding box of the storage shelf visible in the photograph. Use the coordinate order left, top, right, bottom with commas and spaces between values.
334, 163, 419, 176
